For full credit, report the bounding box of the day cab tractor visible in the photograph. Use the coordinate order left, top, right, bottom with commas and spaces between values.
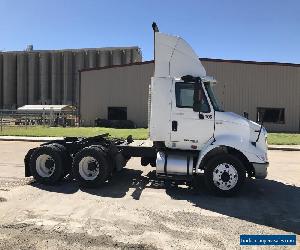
24, 24, 269, 196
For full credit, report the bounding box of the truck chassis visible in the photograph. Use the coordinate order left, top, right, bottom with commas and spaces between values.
24, 134, 204, 189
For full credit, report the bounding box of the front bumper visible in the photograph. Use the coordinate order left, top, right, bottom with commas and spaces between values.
252, 162, 269, 179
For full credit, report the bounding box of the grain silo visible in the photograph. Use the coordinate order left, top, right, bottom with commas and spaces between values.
0, 54, 3, 108
39, 52, 51, 104
51, 52, 62, 104
63, 51, 73, 104
3, 53, 17, 109
27, 52, 39, 104
17, 53, 28, 107
0, 46, 142, 109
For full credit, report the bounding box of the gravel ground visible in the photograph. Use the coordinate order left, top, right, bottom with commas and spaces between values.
0, 141, 299, 249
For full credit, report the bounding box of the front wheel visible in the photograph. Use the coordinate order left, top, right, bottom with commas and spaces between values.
204, 154, 246, 196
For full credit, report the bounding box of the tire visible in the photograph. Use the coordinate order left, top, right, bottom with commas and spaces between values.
29, 145, 65, 185
48, 143, 72, 177
72, 146, 111, 188
204, 154, 246, 196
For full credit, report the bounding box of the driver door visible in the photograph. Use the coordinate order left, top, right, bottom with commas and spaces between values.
170, 81, 214, 150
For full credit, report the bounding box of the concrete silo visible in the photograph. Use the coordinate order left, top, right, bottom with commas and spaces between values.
39, 52, 51, 104
98, 50, 110, 67
74, 51, 85, 106
132, 48, 142, 63
3, 53, 17, 109
51, 52, 62, 104
87, 50, 97, 68
111, 49, 122, 66
27, 53, 39, 104
0, 54, 3, 108
123, 49, 132, 64
17, 53, 28, 107
63, 51, 73, 104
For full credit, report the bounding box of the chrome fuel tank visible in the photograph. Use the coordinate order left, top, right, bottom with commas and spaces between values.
156, 152, 193, 175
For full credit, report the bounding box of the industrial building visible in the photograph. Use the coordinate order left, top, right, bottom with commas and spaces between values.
0, 46, 142, 109
1, 43, 299, 132
80, 59, 300, 132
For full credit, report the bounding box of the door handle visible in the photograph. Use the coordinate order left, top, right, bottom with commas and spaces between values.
172, 121, 178, 131
199, 113, 204, 119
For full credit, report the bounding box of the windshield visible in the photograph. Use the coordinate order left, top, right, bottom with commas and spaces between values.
204, 82, 224, 112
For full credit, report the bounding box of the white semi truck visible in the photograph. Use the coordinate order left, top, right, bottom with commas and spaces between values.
24, 24, 269, 196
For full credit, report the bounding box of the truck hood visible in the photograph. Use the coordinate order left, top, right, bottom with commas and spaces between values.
216, 111, 260, 129
154, 32, 206, 78
215, 112, 250, 127
216, 112, 265, 145
215, 112, 262, 139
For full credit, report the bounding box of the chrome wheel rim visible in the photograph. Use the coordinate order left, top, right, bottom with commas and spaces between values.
78, 156, 100, 181
212, 163, 238, 190
36, 154, 56, 178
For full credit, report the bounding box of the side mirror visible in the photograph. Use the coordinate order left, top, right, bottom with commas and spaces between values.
243, 111, 249, 119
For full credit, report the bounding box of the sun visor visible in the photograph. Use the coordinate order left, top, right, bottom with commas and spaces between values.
154, 32, 206, 78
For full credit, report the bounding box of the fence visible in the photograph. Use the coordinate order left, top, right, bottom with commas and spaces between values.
0, 109, 79, 132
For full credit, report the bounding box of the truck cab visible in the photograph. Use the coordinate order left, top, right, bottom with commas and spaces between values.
150, 30, 269, 195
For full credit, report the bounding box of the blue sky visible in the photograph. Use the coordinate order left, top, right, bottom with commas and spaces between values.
0, 0, 299, 63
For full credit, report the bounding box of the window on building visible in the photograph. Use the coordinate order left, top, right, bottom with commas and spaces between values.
257, 107, 285, 124
175, 82, 210, 112
108, 107, 127, 120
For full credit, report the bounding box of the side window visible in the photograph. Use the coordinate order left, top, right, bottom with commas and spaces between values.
175, 82, 210, 112
257, 107, 285, 124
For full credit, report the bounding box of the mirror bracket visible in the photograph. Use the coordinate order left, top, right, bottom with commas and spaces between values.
193, 77, 202, 112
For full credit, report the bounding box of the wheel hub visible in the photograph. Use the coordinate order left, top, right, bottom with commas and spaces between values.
78, 156, 100, 181
87, 162, 98, 172
45, 159, 55, 170
36, 154, 56, 178
221, 171, 230, 182
212, 163, 238, 191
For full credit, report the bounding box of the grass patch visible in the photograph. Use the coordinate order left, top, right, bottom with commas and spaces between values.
0, 126, 299, 145
0, 126, 148, 140
268, 133, 300, 145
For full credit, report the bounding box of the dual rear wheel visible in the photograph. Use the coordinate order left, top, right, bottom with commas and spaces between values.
29, 144, 69, 185
29, 145, 111, 187
72, 146, 111, 188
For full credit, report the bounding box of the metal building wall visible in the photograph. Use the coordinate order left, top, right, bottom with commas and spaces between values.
80, 62, 154, 127
80, 60, 300, 132
0, 46, 141, 109
201, 59, 300, 132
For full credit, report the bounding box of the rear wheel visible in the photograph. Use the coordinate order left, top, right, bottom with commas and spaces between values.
48, 143, 72, 177
73, 146, 111, 188
204, 154, 246, 196
29, 145, 65, 185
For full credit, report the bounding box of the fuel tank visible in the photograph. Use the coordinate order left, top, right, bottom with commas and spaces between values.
156, 152, 193, 175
